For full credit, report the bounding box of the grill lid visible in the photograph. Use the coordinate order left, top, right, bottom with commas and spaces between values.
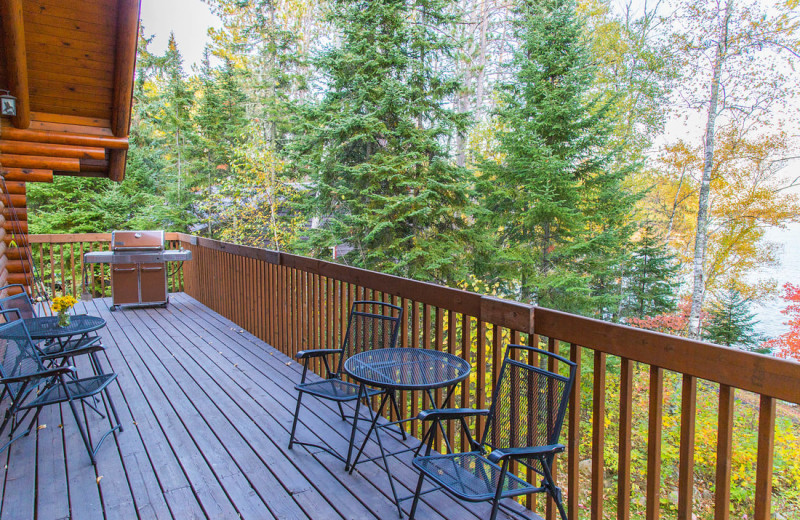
111, 230, 165, 251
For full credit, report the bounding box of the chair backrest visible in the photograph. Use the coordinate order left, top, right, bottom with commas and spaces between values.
481, 344, 576, 473
336, 301, 403, 375
0, 319, 45, 398
0, 285, 37, 320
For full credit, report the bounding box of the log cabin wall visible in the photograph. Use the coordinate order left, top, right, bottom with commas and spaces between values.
0, 0, 141, 297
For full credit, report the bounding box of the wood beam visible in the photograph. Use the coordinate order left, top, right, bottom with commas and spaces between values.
108, 148, 126, 182
0, 154, 80, 171
0, 126, 128, 149
0, 167, 53, 183
1, 206, 26, 220
111, 0, 141, 139
1, 193, 25, 208
0, 140, 106, 160
0, 0, 30, 128
2, 181, 26, 195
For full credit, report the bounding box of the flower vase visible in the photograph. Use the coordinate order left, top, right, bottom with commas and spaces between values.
58, 311, 71, 327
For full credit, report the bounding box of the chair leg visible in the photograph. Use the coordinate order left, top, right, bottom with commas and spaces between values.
540, 458, 568, 520
490, 460, 510, 520
67, 395, 96, 465
288, 390, 305, 450
104, 386, 123, 433
408, 472, 425, 520
337, 402, 346, 421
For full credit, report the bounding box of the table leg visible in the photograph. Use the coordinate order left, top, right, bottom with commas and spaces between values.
359, 391, 403, 518
348, 390, 390, 472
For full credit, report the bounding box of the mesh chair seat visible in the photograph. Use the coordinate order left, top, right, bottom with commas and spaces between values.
296, 379, 382, 402
414, 452, 536, 501
24, 373, 117, 409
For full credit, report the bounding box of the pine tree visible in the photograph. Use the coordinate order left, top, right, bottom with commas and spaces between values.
475, 0, 638, 315
150, 33, 199, 230
289, 0, 471, 283
622, 224, 680, 319
703, 287, 764, 350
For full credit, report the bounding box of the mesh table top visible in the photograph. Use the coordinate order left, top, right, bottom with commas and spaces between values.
24, 315, 106, 340
344, 348, 470, 391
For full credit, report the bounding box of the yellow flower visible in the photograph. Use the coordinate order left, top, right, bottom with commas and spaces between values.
51, 295, 77, 314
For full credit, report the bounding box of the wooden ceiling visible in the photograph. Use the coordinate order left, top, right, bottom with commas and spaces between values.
0, 0, 141, 182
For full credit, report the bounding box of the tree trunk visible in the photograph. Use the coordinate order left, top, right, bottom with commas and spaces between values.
688, 0, 733, 337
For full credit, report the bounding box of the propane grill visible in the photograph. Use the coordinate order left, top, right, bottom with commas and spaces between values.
83, 230, 192, 310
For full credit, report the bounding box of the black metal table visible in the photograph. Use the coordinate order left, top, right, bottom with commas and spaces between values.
24, 314, 106, 346
344, 348, 471, 517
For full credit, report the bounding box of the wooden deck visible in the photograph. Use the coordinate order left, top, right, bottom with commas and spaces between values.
0, 293, 533, 520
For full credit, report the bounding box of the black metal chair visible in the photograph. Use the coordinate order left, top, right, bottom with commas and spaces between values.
288, 300, 403, 468
409, 344, 576, 520
0, 284, 102, 358
0, 319, 122, 464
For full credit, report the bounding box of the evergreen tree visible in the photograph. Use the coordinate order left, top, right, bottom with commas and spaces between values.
475, 0, 638, 315
149, 33, 199, 230
703, 287, 764, 351
289, 0, 471, 283
622, 224, 680, 319
193, 51, 249, 236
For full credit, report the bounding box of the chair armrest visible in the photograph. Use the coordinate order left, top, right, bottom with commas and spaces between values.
417, 408, 490, 422
295, 349, 340, 360
0, 366, 75, 385
40, 343, 106, 362
487, 444, 565, 464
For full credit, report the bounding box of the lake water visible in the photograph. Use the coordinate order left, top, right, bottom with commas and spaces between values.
751, 223, 800, 340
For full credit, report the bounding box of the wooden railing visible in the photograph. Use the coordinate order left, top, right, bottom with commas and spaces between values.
29, 233, 800, 520
26, 233, 185, 300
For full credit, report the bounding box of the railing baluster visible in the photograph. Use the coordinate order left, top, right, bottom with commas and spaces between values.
617, 357, 634, 520
447, 309, 457, 448
646, 366, 664, 520
460, 314, 471, 450
70, 242, 75, 297
754, 395, 776, 520
714, 384, 734, 520
544, 337, 558, 520
678, 375, 697, 519
476, 319, 487, 437
49, 242, 55, 296
591, 351, 606, 520
567, 343, 580, 519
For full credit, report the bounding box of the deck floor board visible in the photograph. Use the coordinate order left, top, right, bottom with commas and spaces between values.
0, 293, 536, 520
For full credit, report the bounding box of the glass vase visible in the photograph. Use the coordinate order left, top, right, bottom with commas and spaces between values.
58, 311, 71, 327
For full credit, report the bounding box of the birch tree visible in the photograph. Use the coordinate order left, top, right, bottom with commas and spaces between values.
669, 0, 800, 336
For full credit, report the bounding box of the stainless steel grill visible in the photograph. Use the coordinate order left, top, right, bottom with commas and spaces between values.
83, 230, 192, 310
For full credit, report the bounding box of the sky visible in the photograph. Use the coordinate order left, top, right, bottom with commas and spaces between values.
140, 0, 220, 71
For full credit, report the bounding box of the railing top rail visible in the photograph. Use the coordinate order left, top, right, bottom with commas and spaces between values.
30, 232, 183, 244
535, 307, 800, 404
177, 234, 534, 330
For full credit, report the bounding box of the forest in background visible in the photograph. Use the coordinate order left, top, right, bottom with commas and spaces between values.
27, 0, 800, 355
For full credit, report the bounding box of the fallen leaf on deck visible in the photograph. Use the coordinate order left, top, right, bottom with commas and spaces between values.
286, 362, 292, 366
37, 424, 46, 430
96, 476, 103, 484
